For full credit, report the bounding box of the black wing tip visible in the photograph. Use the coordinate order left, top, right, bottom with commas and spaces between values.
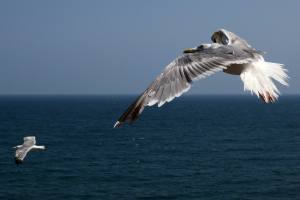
113, 121, 122, 128
113, 93, 146, 129
15, 158, 23, 165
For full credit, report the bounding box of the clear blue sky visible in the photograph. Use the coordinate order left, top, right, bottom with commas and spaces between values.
0, 0, 299, 95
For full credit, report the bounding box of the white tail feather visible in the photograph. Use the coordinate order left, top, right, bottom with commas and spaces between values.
240, 61, 289, 103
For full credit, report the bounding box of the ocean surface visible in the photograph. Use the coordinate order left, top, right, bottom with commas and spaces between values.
0, 95, 299, 200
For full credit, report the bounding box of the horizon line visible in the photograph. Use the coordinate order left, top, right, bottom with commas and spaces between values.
0, 94, 299, 96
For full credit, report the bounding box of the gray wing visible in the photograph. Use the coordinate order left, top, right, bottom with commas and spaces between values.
114, 44, 255, 128
15, 136, 36, 163
15, 145, 32, 163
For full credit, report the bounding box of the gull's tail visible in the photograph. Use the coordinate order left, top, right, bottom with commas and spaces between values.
240, 61, 289, 103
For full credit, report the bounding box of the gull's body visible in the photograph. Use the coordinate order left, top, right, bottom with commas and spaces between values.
114, 29, 288, 128
13, 136, 45, 164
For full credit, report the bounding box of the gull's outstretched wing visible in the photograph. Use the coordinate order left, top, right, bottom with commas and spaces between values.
15, 136, 36, 164
114, 44, 256, 128
23, 136, 36, 146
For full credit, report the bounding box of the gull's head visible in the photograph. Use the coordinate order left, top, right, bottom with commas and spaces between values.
211, 29, 251, 49
211, 29, 234, 45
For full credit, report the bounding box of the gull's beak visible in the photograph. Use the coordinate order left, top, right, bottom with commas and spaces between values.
183, 47, 199, 53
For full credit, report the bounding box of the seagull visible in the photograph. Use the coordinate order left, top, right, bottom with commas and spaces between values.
114, 29, 289, 128
13, 136, 45, 164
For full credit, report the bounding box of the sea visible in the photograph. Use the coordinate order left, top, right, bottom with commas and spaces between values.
0, 95, 299, 200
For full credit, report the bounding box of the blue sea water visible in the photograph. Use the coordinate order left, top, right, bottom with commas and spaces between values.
0, 95, 299, 200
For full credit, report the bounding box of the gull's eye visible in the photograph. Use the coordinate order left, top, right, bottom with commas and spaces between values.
197, 45, 204, 49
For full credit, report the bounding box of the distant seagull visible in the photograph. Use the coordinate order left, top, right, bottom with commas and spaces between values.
13, 136, 45, 164
114, 29, 289, 128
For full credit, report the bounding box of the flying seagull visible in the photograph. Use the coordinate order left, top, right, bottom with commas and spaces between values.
13, 136, 45, 164
114, 29, 289, 128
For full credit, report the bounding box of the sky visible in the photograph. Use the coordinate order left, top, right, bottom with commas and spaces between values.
0, 0, 299, 95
